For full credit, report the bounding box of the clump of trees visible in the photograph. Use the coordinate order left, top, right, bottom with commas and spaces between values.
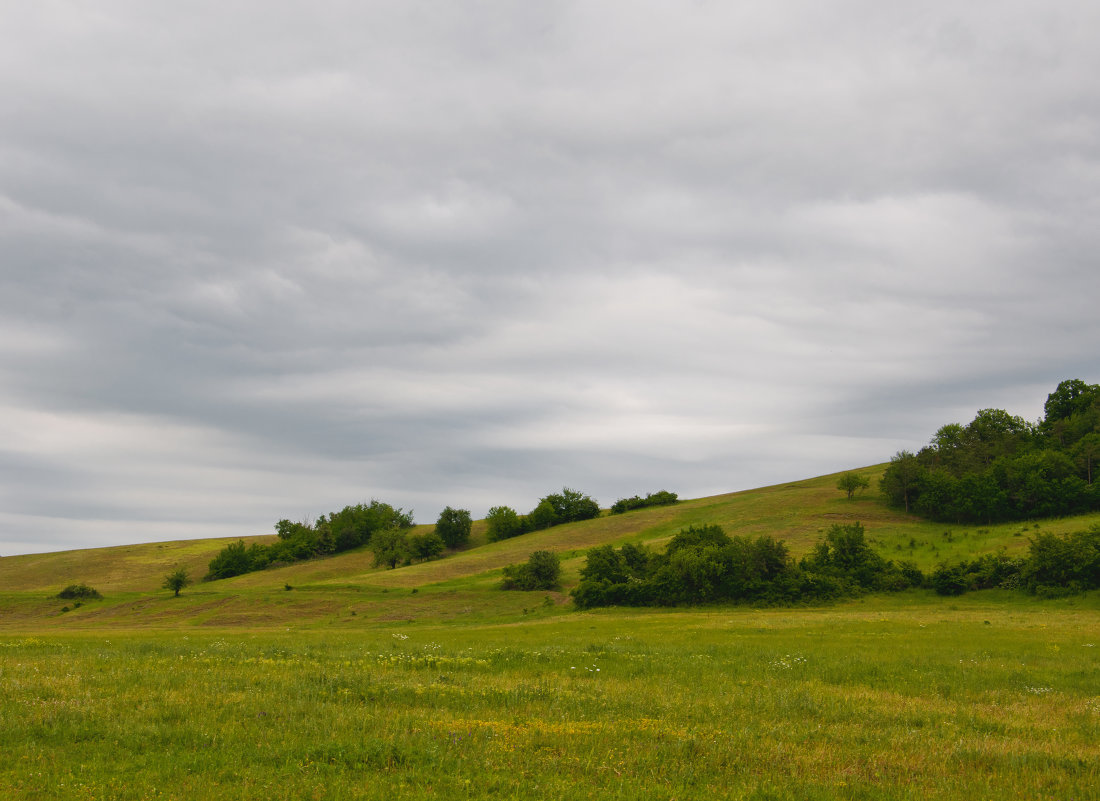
205, 500, 414, 581
571, 522, 922, 609
609, 490, 679, 514
485, 488, 601, 542
880, 379, 1100, 523
501, 550, 562, 590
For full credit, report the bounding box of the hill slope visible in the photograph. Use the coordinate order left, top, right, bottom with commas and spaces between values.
2, 464, 1098, 630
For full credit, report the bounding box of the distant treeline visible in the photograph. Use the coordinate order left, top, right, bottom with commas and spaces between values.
572, 521, 1100, 608
881, 379, 1100, 523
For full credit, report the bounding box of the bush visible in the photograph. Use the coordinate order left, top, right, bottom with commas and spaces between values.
501, 550, 562, 591
56, 584, 102, 600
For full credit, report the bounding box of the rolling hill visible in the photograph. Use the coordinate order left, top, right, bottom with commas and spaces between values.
2, 464, 1098, 630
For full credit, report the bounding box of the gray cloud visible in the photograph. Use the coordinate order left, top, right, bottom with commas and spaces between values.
2, 1, 1099, 554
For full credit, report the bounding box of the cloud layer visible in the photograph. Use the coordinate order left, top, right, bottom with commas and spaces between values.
2, 2, 1098, 554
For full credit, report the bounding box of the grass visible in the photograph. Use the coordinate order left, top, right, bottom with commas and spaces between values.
2, 466, 1099, 798
2, 596, 1098, 800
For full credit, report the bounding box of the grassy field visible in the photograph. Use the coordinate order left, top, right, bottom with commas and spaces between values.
2, 467, 1099, 799
3, 597, 1098, 800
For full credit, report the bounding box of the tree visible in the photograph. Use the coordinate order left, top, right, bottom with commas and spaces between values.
407, 530, 445, 561
434, 506, 472, 548
836, 472, 870, 500
485, 505, 526, 542
1074, 433, 1100, 485
370, 528, 409, 569
880, 450, 922, 513
163, 569, 191, 597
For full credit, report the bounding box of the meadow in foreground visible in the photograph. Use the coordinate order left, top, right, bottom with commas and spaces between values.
3, 594, 1098, 801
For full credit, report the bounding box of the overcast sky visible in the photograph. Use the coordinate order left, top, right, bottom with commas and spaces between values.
2, 2, 1098, 556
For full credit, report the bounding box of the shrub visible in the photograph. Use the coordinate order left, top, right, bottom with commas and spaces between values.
501, 550, 562, 591
56, 584, 102, 600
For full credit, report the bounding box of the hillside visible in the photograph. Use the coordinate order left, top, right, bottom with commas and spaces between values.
2, 464, 1098, 630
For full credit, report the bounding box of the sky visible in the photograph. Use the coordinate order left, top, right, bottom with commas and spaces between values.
2, 1, 1099, 556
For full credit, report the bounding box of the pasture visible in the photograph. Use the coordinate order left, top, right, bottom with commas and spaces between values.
3, 594, 1098, 800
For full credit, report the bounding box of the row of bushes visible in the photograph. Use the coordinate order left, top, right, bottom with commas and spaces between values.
573, 521, 1100, 608
930, 525, 1100, 597
609, 490, 679, 515
572, 522, 919, 608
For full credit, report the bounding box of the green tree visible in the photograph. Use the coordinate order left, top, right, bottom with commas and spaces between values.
434, 506, 472, 548
407, 530, 445, 561
880, 450, 922, 513
162, 569, 191, 597
836, 472, 870, 500
485, 505, 526, 542
1074, 433, 1100, 485
370, 528, 409, 569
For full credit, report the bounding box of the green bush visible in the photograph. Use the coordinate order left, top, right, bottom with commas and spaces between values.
501, 550, 561, 591
56, 584, 102, 600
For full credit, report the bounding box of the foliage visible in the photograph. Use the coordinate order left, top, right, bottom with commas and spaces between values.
162, 569, 191, 597
484, 506, 528, 542
55, 583, 102, 600
370, 529, 410, 570
609, 490, 679, 514
926, 524, 1100, 597
204, 500, 413, 580
536, 487, 601, 527
407, 531, 445, 562
434, 507, 472, 549
572, 522, 920, 609
880, 379, 1100, 523
500, 550, 562, 590
836, 472, 870, 500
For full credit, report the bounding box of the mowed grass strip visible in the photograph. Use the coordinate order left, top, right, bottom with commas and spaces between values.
2, 598, 1098, 800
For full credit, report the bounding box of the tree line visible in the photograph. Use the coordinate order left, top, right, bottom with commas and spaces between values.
880, 379, 1100, 523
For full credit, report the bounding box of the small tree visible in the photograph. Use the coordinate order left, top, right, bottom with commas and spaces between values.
370, 528, 409, 569
163, 569, 191, 597
435, 506, 472, 548
837, 472, 870, 500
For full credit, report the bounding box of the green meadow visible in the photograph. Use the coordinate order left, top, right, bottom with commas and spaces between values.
2, 467, 1099, 799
